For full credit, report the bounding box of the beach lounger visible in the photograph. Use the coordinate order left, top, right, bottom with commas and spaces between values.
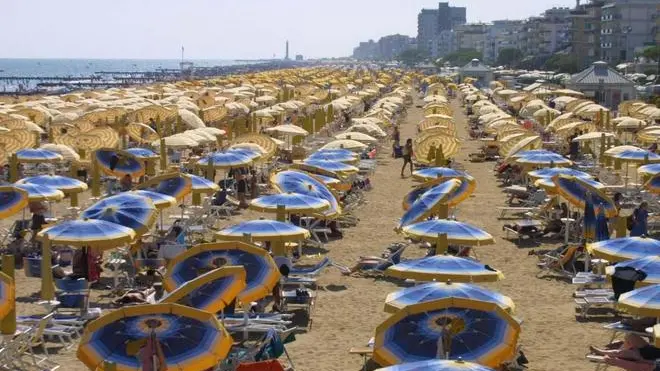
575, 296, 616, 318
288, 257, 332, 277
497, 207, 537, 219
281, 289, 316, 329
348, 347, 373, 371
537, 245, 580, 278
603, 321, 653, 345
0, 326, 60, 371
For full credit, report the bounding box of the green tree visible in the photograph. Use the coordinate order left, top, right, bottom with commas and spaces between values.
440, 49, 482, 66
396, 49, 428, 67
496, 48, 523, 67
544, 54, 580, 74
638, 45, 660, 61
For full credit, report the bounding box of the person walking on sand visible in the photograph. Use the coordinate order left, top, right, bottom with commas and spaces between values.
401, 139, 413, 177
392, 125, 400, 157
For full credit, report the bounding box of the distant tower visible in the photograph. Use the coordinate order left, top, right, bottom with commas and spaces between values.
285, 41, 290, 60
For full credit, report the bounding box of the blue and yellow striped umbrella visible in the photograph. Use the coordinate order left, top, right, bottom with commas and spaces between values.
161, 267, 246, 313
611, 149, 660, 163
374, 298, 520, 368
188, 174, 220, 194
527, 167, 593, 180
403, 176, 475, 210
38, 219, 135, 249
618, 285, 660, 318
18, 175, 88, 194
533, 178, 558, 194
515, 152, 572, 166
77, 303, 232, 371
271, 170, 342, 216
15, 148, 63, 163
638, 163, 660, 177
401, 220, 494, 246
375, 359, 495, 371
606, 256, 660, 287
384, 282, 514, 314
197, 151, 253, 169
14, 183, 64, 202
94, 148, 145, 178
250, 193, 330, 215
164, 242, 280, 303
552, 175, 617, 217
0, 186, 29, 219
124, 147, 159, 159
129, 190, 177, 210
295, 159, 359, 177
399, 179, 462, 228
307, 149, 358, 164
138, 172, 193, 201
216, 219, 310, 242
81, 193, 158, 236
509, 149, 555, 159
386, 255, 503, 283
583, 194, 596, 241
587, 236, 660, 262
644, 173, 660, 194
412, 167, 466, 182
0, 271, 15, 320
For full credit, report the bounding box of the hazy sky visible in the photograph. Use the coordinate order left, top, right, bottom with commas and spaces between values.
2, 0, 575, 59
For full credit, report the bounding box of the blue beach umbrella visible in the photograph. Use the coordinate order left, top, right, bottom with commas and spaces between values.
296, 159, 359, 176
583, 193, 596, 241
399, 179, 462, 228
129, 190, 177, 210
161, 266, 247, 313
384, 281, 514, 314
412, 167, 466, 182
76, 303, 232, 371
0, 186, 29, 219
216, 219, 310, 242
94, 149, 145, 178
138, 173, 193, 201
164, 242, 280, 303
375, 359, 496, 371
638, 163, 660, 177
595, 206, 610, 242
19, 174, 88, 194
227, 147, 262, 161
81, 193, 158, 236
386, 255, 503, 283
606, 256, 660, 287
553, 175, 617, 217
15, 148, 63, 163
270, 170, 340, 215
618, 285, 660, 317
527, 167, 593, 180
188, 174, 220, 194
250, 193, 330, 214
401, 220, 494, 246
403, 176, 475, 210
14, 183, 64, 202
124, 147, 159, 159
307, 150, 358, 163
645, 173, 660, 194
373, 298, 520, 368
611, 149, 660, 163
37, 219, 135, 250
197, 151, 253, 169
588, 236, 660, 262
509, 149, 555, 159
515, 152, 572, 166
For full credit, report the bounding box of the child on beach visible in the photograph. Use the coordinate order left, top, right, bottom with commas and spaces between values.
401, 139, 413, 177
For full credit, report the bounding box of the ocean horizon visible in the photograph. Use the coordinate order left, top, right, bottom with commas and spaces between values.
0, 58, 253, 78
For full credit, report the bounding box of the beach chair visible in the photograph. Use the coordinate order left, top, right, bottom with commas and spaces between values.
288, 257, 332, 277
51, 278, 90, 317
281, 288, 316, 329
536, 245, 581, 278
0, 326, 60, 371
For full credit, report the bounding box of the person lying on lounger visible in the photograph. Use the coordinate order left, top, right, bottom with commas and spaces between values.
590, 334, 660, 371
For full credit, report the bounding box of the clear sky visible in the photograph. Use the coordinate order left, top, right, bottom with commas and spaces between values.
2, 0, 576, 59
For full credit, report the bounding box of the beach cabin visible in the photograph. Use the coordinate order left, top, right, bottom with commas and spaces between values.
567, 61, 636, 109
459, 59, 494, 88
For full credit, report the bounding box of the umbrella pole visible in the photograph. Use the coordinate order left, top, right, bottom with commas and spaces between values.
91, 155, 101, 198
435, 234, 449, 255
273, 205, 287, 256
40, 239, 54, 300
1, 255, 16, 335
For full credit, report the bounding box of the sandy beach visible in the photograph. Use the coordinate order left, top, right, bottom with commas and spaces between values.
1, 93, 608, 371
